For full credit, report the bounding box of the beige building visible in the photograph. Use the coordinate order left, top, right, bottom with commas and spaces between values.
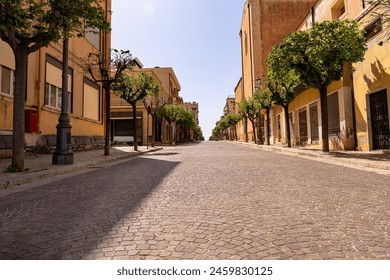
110, 67, 182, 146
0, 1, 111, 155
237, 0, 390, 151
223, 96, 237, 140
234, 78, 246, 141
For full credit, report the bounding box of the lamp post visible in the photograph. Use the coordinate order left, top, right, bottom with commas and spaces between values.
53, 37, 73, 165
255, 77, 264, 145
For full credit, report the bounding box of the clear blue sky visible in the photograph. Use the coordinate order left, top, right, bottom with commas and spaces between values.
111, 0, 246, 140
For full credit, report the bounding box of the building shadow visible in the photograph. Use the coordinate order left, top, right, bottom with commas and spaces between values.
329, 151, 390, 161
0, 157, 180, 259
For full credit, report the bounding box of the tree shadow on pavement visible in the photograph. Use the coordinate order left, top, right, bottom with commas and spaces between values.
0, 157, 180, 259
328, 151, 390, 162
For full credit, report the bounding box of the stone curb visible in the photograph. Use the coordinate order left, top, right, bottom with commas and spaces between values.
230, 141, 390, 172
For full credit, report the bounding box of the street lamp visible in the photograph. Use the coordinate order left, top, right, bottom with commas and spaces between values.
53, 38, 73, 165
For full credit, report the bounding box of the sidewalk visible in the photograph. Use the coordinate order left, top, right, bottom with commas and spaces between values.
0, 146, 162, 189
231, 141, 390, 173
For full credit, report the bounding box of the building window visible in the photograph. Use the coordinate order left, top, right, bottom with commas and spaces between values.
331, 0, 346, 19
45, 83, 62, 108
83, 78, 100, 121
44, 56, 73, 111
365, 18, 382, 41
0, 65, 14, 95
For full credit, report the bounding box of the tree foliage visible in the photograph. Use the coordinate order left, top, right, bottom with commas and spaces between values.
210, 114, 242, 141
142, 87, 166, 147
158, 104, 197, 143
270, 20, 366, 90
238, 98, 258, 143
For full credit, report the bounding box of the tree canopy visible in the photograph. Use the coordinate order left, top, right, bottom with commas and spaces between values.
268, 20, 366, 90
114, 72, 160, 105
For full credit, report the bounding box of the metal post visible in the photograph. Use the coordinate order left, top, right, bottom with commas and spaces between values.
53, 38, 74, 165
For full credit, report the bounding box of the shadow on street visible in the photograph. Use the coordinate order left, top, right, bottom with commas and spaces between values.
0, 157, 180, 259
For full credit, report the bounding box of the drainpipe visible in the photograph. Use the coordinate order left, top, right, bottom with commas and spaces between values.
362, 0, 365, 9
248, 3, 254, 93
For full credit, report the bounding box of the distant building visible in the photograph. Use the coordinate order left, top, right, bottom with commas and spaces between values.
183, 102, 199, 126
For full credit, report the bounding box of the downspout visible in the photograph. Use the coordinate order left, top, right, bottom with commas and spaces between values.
247, 2, 253, 141
248, 3, 254, 93
362, 0, 365, 9
37, 48, 42, 134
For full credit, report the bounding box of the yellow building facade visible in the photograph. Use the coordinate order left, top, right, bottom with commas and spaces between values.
0, 1, 111, 152
239, 0, 390, 151
282, 0, 390, 151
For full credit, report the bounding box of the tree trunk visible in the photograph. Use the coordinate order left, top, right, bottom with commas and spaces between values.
104, 83, 111, 155
167, 121, 172, 143
151, 115, 156, 147
132, 103, 138, 151
257, 109, 263, 145
266, 108, 271, 145
11, 50, 29, 171
251, 119, 257, 143
283, 104, 291, 148
319, 84, 329, 152
234, 124, 237, 141
244, 118, 248, 142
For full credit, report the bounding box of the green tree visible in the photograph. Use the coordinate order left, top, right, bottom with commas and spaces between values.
158, 104, 180, 144
84, 49, 135, 155
193, 125, 204, 141
267, 20, 366, 152
0, 0, 109, 171
253, 88, 273, 145
113, 72, 160, 151
265, 71, 300, 148
225, 114, 242, 141
211, 117, 229, 140
176, 106, 196, 142
142, 89, 166, 147
238, 98, 258, 143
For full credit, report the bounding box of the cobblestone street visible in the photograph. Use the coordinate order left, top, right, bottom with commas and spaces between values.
0, 142, 389, 259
